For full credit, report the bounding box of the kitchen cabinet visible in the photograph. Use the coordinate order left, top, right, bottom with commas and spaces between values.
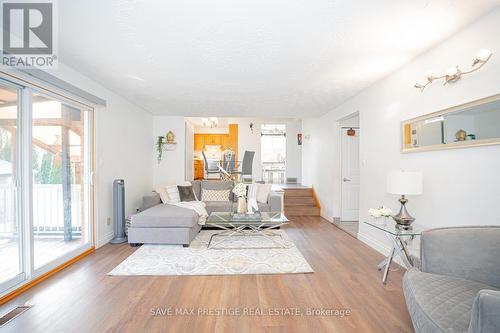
194, 125, 238, 155
194, 160, 204, 179
220, 135, 228, 149
194, 134, 205, 151
206, 135, 222, 146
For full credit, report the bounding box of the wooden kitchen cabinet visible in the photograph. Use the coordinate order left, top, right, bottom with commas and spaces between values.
194, 160, 204, 179
221, 135, 229, 149
194, 134, 205, 151
194, 125, 238, 156
206, 135, 222, 145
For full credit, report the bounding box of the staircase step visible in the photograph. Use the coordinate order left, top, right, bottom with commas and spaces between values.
284, 196, 316, 205
283, 188, 313, 197
285, 205, 320, 216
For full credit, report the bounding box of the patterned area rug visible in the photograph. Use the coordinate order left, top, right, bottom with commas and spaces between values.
108, 230, 314, 276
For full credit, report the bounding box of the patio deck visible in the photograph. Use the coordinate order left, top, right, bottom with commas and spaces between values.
0, 236, 83, 284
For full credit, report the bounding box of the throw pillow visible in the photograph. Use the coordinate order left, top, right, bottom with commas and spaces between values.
178, 185, 196, 202
165, 185, 181, 203
154, 185, 170, 204
256, 184, 273, 203
201, 188, 230, 202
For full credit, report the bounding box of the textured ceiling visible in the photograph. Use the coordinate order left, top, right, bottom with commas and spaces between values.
59, 0, 500, 117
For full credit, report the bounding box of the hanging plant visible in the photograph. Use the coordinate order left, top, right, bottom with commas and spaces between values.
156, 131, 176, 163
156, 136, 165, 163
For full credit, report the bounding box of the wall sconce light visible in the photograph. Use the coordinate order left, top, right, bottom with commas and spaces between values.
413, 49, 492, 91
249, 122, 254, 133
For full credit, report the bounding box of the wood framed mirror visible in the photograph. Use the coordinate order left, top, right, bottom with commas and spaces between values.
402, 93, 500, 153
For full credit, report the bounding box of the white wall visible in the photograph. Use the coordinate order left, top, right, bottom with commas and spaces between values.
228, 118, 302, 182
185, 122, 195, 181
339, 114, 359, 128
302, 9, 500, 257
48, 63, 154, 248
153, 116, 186, 185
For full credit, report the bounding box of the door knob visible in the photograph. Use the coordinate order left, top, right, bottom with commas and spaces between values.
343, 178, 351, 182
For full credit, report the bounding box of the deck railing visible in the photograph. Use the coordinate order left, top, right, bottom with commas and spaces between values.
0, 184, 82, 235
262, 162, 286, 183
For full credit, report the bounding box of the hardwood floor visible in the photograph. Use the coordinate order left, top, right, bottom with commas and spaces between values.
0, 217, 413, 333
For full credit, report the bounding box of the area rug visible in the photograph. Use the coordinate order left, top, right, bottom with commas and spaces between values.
108, 230, 314, 276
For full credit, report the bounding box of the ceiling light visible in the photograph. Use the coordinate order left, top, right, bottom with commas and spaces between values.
413, 49, 493, 91
474, 49, 492, 65
445, 66, 461, 83
424, 70, 435, 82
201, 117, 218, 128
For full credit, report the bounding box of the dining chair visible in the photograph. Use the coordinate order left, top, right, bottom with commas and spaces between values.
233, 151, 255, 182
202, 151, 221, 179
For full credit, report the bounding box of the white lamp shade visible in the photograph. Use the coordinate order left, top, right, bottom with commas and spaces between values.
386, 171, 423, 195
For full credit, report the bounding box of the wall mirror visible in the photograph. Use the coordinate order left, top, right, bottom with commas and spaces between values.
402, 94, 500, 152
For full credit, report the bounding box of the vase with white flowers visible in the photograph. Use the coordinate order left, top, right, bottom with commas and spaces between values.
232, 182, 247, 214
368, 206, 393, 226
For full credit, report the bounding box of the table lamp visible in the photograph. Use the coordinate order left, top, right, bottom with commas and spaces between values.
386, 171, 423, 228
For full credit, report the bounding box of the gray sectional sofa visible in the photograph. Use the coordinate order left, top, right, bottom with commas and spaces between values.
128, 180, 282, 247
403, 226, 500, 333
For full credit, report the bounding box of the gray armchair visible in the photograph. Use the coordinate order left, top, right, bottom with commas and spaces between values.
403, 226, 500, 333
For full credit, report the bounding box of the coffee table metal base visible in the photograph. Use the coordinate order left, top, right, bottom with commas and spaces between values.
207, 223, 290, 250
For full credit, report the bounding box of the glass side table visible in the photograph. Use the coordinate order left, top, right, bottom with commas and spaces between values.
364, 221, 424, 284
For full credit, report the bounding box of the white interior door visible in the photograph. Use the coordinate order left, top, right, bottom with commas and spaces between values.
341, 128, 360, 221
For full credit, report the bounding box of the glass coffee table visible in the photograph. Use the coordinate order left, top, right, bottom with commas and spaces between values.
206, 212, 289, 249
364, 221, 425, 284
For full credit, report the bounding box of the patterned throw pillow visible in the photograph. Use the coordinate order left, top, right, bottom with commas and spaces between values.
201, 188, 230, 202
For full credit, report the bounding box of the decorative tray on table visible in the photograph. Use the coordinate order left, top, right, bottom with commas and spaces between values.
231, 212, 262, 220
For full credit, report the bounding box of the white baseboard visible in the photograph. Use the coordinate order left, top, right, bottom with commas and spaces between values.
358, 232, 390, 256
357, 232, 405, 266
96, 231, 115, 248
320, 210, 334, 223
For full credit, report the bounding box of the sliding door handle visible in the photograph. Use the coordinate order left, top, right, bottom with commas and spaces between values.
343, 178, 351, 182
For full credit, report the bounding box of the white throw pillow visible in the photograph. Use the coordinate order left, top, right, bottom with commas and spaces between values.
165, 185, 182, 203
157, 181, 192, 204
154, 185, 170, 204
256, 184, 273, 203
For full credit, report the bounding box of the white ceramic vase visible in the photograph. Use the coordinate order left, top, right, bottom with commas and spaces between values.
237, 197, 247, 214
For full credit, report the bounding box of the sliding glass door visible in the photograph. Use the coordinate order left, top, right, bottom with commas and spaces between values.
0, 76, 94, 297
32, 93, 93, 269
0, 82, 24, 291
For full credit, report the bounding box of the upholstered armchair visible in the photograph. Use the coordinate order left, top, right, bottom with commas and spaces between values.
403, 226, 500, 333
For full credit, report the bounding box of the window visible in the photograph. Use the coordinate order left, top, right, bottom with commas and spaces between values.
261, 124, 286, 183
